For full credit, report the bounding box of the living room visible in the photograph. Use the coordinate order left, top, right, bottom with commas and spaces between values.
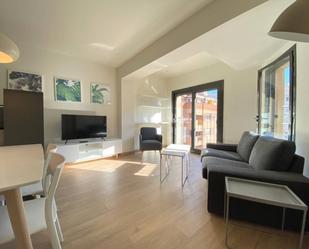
1, 0, 309, 249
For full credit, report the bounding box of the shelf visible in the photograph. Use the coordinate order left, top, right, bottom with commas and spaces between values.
137, 94, 169, 101
137, 105, 171, 109
135, 122, 170, 125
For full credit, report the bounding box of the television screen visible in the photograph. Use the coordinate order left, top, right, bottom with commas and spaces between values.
62, 114, 107, 140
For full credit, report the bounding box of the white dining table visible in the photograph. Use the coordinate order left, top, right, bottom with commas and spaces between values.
0, 144, 44, 249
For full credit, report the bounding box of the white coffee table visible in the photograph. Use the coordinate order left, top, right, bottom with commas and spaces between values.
224, 177, 308, 249
160, 144, 190, 186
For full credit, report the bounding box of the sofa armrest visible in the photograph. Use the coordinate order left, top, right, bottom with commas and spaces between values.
155, 134, 162, 143
207, 164, 309, 215
206, 143, 238, 152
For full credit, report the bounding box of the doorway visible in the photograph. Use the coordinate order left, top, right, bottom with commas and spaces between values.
172, 81, 224, 153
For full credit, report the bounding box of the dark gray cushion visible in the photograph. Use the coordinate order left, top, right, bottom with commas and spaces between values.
140, 140, 162, 151
202, 156, 252, 178
201, 148, 243, 162
249, 137, 296, 171
289, 155, 305, 174
237, 131, 259, 162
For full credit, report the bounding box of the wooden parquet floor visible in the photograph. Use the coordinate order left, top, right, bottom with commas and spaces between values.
1, 152, 308, 249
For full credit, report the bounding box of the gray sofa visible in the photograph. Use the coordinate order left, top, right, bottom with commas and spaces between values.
201, 131, 309, 231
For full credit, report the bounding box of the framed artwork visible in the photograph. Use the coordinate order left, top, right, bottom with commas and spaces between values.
91, 83, 111, 104
54, 77, 81, 102
8, 70, 42, 92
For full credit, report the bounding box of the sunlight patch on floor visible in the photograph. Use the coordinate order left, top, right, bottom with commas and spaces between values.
69, 159, 158, 175
69, 159, 128, 172
134, 163, 158, 176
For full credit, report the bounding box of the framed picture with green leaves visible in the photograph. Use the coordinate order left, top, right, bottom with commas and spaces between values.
91, 83, 111, 104
54, 77, 81, 102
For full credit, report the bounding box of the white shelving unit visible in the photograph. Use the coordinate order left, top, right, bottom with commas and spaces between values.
135, 94, 171, 125
134, 94, 172, 147
54, 138, 122, 163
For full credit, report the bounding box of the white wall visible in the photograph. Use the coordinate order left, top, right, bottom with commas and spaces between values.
166, 62, 258, 143
121, 75, 170, 152
121, 77, 138, 152
295, 43, 309, 177
0, 44, 117, 144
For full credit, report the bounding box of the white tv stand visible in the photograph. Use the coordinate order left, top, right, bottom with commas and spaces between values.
54, 138, 122, 163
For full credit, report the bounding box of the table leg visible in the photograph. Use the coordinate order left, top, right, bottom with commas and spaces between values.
281, 207, 286, 231
160, 154, 169, 183
186, 153, 190, 177
3, 188, 33, 249
160, 153, 162, 182
299, 210, 307, 249
224, 191, 226, 220
181, 156, 184, 187
225, 195, 230, 248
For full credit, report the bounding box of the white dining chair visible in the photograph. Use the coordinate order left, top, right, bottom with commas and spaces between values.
21, 144, 58, 196
0, 152, 65, 249
0, 144, 58, 206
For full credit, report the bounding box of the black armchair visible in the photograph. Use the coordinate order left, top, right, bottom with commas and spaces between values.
139, 127, 162, 152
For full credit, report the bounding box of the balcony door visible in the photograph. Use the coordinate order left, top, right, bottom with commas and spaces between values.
174, 93, 193, 145
172, 81, 224, 153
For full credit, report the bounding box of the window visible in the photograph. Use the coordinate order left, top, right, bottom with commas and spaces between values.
257, 45, 296, 141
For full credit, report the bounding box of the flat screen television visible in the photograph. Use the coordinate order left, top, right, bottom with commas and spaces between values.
62, 114, 107, 141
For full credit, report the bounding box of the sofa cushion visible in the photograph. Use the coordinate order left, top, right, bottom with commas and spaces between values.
202, 156, 252, 179
237, 131, 259, 162
249, 137, 296, 171
201, 148, 243, 162
289, 155, 304, 174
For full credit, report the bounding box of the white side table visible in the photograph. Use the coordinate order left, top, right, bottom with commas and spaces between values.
224, 177, 308, 249
160, 144, 190, 186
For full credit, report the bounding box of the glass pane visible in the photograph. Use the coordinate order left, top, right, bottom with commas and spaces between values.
259, 57, 291, 140
175, 93, 192, 145
194, 89, 218, 150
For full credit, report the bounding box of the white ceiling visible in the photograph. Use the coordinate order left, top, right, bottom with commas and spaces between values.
126, 0, 295, 79
0, 0, 214, 67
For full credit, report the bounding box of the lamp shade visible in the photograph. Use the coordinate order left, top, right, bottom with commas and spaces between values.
269, 0, 309, 42
0, 33, 19, 63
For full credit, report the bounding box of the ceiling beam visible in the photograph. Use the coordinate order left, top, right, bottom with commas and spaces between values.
117, 0, 268, 78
